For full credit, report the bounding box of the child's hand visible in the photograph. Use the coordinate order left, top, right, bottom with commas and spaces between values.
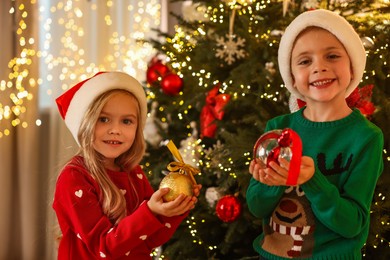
147, 184, 202, 217
193, 183, 202, 198
249, 156, 315, 186
249, 158, 267, 183
296, 156, 315, 184
267, 156, 315, 186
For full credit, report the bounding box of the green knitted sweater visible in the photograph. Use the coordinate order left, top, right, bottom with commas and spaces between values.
246, 108, 384, 260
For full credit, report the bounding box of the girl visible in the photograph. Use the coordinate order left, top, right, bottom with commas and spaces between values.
54, 71, 201, 259
247, 10, 384, 259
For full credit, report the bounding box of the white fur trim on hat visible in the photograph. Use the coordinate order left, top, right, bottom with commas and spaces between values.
278, 9, 366, 103
56, 71, 147, 145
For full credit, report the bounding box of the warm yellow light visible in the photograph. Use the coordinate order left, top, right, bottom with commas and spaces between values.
1, 1, 162, 136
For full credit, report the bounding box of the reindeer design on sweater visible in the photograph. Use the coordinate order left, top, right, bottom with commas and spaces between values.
261, 186, 315, 258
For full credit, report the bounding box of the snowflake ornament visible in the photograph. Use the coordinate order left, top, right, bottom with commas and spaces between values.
303, 0, 320, 9
265, 62, 276, 75
215, 34, 246, 65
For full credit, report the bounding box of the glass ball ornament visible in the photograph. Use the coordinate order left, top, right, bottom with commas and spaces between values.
159, 172, 194, 202
215, 195, 242, 223
253, 128, 303, 186
146, 61, 170, 85
253, 129, 293, 167
360, 36, 374, 49
161, 74, 183, 96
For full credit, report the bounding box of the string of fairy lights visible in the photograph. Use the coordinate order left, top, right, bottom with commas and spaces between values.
1, 0, 389, 256
0, 0, 160, 138
146, 0, 390, 256
0, 2, 36, 138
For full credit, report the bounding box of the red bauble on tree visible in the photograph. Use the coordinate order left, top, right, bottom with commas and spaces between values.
146, 61, 170, 85
161, 74, 183, 95
215, 195, 242, 223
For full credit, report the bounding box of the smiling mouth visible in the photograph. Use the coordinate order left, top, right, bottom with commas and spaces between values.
311, 79, 334, 87
104, 140, 122, 145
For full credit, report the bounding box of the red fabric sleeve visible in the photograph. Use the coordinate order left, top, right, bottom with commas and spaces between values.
53, 162, 187, 259
130, 166, 188, 250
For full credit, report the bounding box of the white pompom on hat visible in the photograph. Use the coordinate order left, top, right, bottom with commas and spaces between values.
277, 9, 366, 111
56, 71, 147, 145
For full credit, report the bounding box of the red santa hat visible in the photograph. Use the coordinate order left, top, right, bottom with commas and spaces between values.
56, 71, 147, 145
278, 9, 366, 112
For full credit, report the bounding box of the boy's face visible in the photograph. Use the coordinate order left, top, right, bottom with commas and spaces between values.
93, 92, 139, 170
290, 27, 353, 106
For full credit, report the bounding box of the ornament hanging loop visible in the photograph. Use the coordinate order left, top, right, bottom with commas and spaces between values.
229, 8, 237, 37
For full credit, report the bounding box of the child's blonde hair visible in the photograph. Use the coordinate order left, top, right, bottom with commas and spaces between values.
76, 89, 145, 224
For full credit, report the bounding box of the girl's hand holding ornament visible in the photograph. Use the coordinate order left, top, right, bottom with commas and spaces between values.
149, 140, 202, 217
147, 188, 193, 217
147, 183, 202, 217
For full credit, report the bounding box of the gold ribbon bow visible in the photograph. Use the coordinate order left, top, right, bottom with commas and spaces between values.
166, 140, 199, 185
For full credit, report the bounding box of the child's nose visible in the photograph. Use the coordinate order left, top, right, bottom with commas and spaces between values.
108, 123, 121, 135
313, 59, 328, 73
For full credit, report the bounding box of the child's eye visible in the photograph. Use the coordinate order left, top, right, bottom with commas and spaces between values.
297, 59, 310, 66
328, 54, 341, 59
98, 117, 109, 123
122, 119, 134, 125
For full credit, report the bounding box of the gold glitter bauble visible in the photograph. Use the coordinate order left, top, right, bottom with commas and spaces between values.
159, 172, 194, 202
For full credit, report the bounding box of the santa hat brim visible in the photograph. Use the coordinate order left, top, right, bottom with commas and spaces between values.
278, 9, 366, 104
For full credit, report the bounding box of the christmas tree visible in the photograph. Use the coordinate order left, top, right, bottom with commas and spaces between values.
141, 0, 390, 259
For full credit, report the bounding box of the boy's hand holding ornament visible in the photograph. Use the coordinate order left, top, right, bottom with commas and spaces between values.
253, 128, 303, 186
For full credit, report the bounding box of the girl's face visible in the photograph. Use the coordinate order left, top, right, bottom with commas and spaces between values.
291, 27, 353, 107
93, 92, 139, 170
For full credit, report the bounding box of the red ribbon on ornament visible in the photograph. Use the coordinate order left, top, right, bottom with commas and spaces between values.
253, 128, 302, 186
166, 140, 199, 185
283, 129, 302, 186
200, 86, 231, 138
